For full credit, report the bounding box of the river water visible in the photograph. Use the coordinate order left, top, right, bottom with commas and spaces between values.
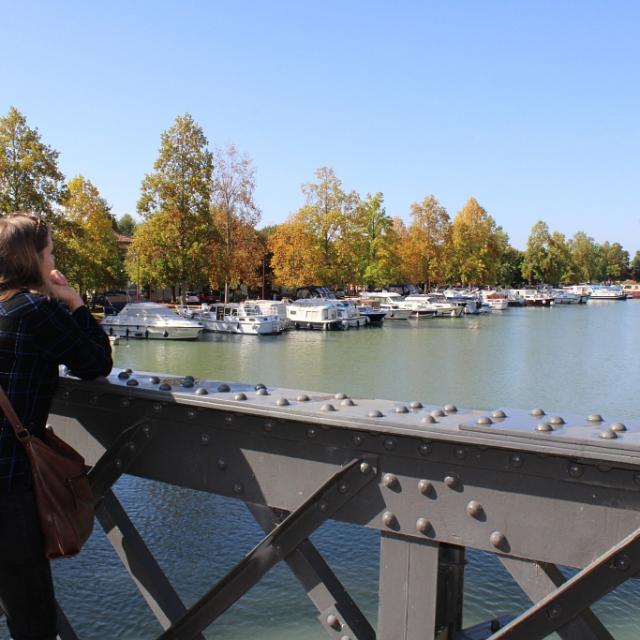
44, 301, 640, 639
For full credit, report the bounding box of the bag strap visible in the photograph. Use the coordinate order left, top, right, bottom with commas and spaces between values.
0, 385, 31, 441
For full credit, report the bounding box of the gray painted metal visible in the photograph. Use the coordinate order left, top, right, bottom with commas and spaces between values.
47, 368, 640, 639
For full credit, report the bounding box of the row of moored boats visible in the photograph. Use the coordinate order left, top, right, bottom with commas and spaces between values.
99, 283, 634, 340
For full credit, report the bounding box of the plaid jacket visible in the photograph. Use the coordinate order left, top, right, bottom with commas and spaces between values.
0, 291, 112, 491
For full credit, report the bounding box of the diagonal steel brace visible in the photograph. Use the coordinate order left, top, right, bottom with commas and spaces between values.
88, 418, 155, 503
157, 456, 378, 640
489, 524, 640, 640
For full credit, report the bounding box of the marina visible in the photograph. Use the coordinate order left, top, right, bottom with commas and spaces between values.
53, 299, 640, 639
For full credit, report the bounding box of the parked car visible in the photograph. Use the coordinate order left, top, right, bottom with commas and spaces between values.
198, 290, 219, 303
185, 291, 201, 304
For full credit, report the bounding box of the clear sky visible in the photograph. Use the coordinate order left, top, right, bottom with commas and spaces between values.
1, 1, 638, 253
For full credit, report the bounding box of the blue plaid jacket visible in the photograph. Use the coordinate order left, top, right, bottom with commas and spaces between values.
0, 291, 112, 491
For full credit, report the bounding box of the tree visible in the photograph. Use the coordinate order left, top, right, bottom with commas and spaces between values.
569, 232, 600, 282
0, 106, 65, 218
56, 176, 125, 293
547, 231, 574, 284
630, 251, 640, 281
449, 197, 508, 285
404, 195, 450, 289
521, 221, 551, 283
209, 145, 261, 302
137, 114, 215, 298
354, 193, 401, 289
116, 213, 137, 237
601, 242, 629, 281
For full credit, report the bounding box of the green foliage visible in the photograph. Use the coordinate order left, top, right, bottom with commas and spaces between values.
0, 106, 65, 218
116, 213, 137, 237
135, 114, 215, 292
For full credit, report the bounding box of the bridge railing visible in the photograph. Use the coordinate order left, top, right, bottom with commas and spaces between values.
48, 367, 640, 640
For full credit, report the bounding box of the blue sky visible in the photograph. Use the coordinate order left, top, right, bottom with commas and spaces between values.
1, 1, 638, 253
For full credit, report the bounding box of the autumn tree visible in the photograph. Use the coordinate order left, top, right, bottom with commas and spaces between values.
0, 107, 65, 218
569, 232, 600, 282
547, 231, 575, 284
136, 114, 215, 298
522, 221, 552, 283
268, 219, 324, 288
209, 145, 261, 302
55, 176, 124, 293
404, 195, 450, 289
448, 197, 508, 285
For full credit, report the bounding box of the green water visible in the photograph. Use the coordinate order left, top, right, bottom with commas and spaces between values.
45, 302, 640, 639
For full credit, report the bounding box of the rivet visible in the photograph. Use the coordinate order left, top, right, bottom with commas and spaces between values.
120, 399, 130, 408
127, 442, 136, 452
63, 390, 71, 399
334, 392, 348, 400
255, 383, 266, 391
186, 408, 197, 419
234, 393, 247, 401
536, 422, 553, 432
181, 377, 194, 388
321, 403, 336, 412
421, 415, 436, 424
612, 554, 631, 571
359, 462, 371, 474
233, 483, 243, 494
264, 421, 274, 433
89, 395, 99, 404
599, 429, 617, 439
195, 387, 208, 395
126, 378, 139, 386
383, 437, 396, 450
319, 502, 329, 512
297, 394, 310, 402
492, 409, 507, 419
124, 368, 133, 374
338, 482, 349, 494
256, 388, 269, 396
353, 434, 364, 446
152, 403, 163, 414
382, 473, 399, 489
395, 405, 409, 414
382, 511, 397, 528
115, 459, 123, 469
476, 416, 492, 425
549, 416, 565, 426
276, 397, 290, 406
444, 404, 457, 413
431, 409, 445, 418
326, 614, 341, 630
490, 531, 507, 549
611, 422, 627, 432
587, 414, 604, 422
201, 434, 210, 445
217, 384, 230, 392
225, 415, 234, 424
341, 398, 355, 406
530, 408, 545, 417
118, 371, 130, 380
307, 428, 317, 438
444, 473, 460, 489
568, 464, 584, 478
454, 447, 467, 459
149, 376, 160, 384
159, 383, 172, 391
466, 500, 484, 518
410, 401, 423, 409
217, 459, 227, 470
142, 425, 151, 436
416, 517, 431, 534
510, 454, 524, 468
634, 472, 640, 486
418, 442, 432, 456
547, 604, 562, 620
418, 479, 433, 495
368, 410, 384, 418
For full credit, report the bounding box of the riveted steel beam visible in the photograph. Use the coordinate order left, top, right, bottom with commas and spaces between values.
489, 525, 640, 639
158, 457, 377, 640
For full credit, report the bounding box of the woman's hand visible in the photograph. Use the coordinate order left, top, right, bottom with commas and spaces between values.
47, 270, 84, 311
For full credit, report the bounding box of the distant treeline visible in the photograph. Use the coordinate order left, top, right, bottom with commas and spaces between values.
1, 107, 637, 300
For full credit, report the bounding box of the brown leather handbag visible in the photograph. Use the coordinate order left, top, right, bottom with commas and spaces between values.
0, 386, 95, 559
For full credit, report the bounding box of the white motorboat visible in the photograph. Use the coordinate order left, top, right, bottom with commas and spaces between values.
550, 289, 581, 304
588, 285, 626, 300
286, 300, 343, 330
335, 301, 367, 328
359, 292, 412, 319
183, 303, 282, 335
509, 289, 553, 307
252, 300, 291, 331
441, 289, 483, 314
101, 302, 203, 340
356, 305, 387, 324
481, 290, 509, 311
404, 294, 463, 317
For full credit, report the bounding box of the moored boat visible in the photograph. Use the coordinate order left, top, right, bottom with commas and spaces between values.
183, 303, 282, 335
286, 300, 343, 330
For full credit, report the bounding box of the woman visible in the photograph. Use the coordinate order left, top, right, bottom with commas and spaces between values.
0, 213, 112, 639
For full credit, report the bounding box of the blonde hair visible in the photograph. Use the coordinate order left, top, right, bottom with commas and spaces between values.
0, 213, 50, 300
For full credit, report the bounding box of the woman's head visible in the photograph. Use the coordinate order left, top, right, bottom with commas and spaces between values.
0, 213, 51, 293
